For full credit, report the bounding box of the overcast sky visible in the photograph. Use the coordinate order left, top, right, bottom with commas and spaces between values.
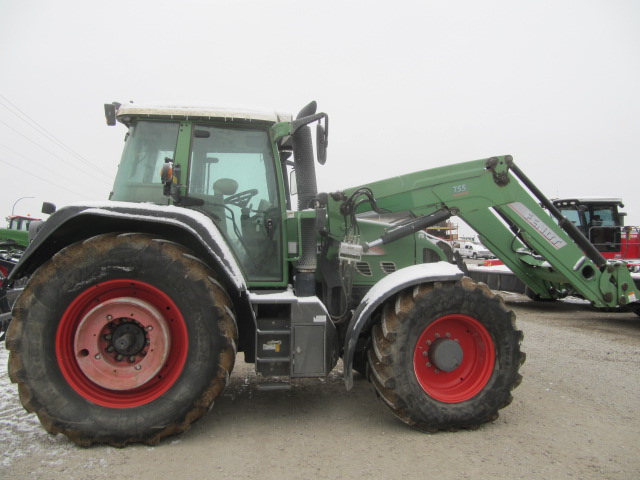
1, 0, 639, 237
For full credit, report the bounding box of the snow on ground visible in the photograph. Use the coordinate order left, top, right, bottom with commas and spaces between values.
0, 342, 75, 469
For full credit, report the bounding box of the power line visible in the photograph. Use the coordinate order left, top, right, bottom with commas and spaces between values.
0, 142, 73, 180
0, 94, 113, 177
0, 156, 103, 200
0, 118, 112, 186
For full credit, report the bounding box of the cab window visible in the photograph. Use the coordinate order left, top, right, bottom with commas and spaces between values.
111, 121, 180, 204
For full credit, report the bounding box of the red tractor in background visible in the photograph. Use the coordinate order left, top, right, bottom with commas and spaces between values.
551, 198, 640, 266
482, 197, 640, 270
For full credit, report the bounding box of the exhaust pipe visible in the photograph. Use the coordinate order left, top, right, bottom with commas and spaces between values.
292, 102, 319, 296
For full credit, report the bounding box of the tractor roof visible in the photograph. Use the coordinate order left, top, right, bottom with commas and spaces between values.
7, 215, 40, 221
115, 103, 292, 127
552, 198, 624, 207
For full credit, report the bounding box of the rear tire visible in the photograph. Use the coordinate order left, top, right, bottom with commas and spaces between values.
368, 277, 524, 431
6, 233, 238, 447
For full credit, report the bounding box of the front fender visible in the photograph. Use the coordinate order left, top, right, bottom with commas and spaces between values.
342, 262, 464, 390
7, 201, 246, 296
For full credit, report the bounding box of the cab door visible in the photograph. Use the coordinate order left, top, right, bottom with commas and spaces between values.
187, 124, 284, 284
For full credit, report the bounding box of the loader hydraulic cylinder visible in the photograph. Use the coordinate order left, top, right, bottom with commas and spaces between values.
367, 208, 451, 249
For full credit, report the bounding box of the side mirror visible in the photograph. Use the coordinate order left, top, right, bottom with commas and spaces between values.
297, 101, 317, 119
316, 123, 328, 165
41, 202, 57, 215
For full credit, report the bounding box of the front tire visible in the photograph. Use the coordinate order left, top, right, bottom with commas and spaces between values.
6, 233, 238, 446
368, 277, 524, 431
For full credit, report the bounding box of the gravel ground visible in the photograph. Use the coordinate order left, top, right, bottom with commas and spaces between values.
1, 292, 639, 480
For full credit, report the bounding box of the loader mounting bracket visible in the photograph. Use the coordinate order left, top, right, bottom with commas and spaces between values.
486, 155, 513, 187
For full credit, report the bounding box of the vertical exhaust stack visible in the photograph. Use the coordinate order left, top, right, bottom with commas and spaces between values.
293, 102, 319, 296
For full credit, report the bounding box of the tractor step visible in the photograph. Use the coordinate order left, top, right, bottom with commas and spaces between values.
256, 381, 292, 391
249, 290, 339, 379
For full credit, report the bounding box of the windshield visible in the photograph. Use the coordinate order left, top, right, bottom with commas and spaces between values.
111, 121, 180, 204
585, 206, 616, 227
559, 204, 620, 252
188, 125, 282, 282
560, 208, 581, 227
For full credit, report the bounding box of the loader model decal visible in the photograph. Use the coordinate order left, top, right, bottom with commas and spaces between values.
452, 184, 469, 197
507, 202, 567, 249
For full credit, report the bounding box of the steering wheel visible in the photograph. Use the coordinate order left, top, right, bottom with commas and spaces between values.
224, 189, 258, 208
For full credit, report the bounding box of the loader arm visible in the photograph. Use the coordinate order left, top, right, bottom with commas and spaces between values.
333, 155, 637, 310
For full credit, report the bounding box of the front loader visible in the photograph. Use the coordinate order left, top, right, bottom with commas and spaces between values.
1, 100, 634, 447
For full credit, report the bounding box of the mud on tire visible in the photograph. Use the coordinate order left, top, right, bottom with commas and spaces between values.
6, 233, 238, 447
368, 277, 524, 431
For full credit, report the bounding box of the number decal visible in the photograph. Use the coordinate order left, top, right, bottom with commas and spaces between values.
453, 184, 468, 196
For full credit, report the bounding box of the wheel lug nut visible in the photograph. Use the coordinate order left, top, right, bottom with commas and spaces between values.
435, 333, 440, 338
134, 365, 142, 371
445, 332, 451, 338
426, 340, 432, 346
106, 346, 114, 353
94, 354, 101, 360
116, 354, 124, 361
103, 334, 112, 340
146, 326, 153, 331
107, 315, 113, 321
422, 351, 428, 357
426, 362, 432, 367
129, 356, 136, 363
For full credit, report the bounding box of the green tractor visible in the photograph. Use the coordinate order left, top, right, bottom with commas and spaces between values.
0, 214, 41, 282
0, 215, 37, 249
3, 100, 632, 447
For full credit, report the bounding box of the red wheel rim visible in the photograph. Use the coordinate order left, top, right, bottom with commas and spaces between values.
413, 314, 495, 403
56, 280, 188, 408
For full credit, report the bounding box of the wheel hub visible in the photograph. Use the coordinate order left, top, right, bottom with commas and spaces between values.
413, 313, 495, 403
72, 297, 170, 391
428, 338, 464, 372
111, 322, 146, 356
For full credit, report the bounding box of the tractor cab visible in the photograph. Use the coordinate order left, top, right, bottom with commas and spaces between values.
107, 103, 297, 285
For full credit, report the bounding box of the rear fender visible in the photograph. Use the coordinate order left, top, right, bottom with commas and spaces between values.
342, 262, 464, 389
7, 202, 246, 296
